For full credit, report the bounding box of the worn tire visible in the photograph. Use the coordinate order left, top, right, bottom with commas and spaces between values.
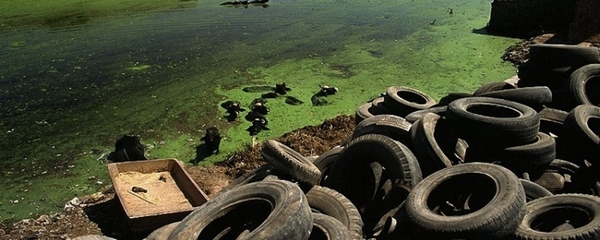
261, 140, 322, 186
409, 113, 456, 177
568, 64, 600, 106
517, 62, 573, 90
355, 102, 378, 124
220, 164, 283, 193
326, 134, 422, 189
305, 186, 364, 239
558, 105, 600, 164
528, 44, 600, 69
515, 194, 600, 240
405, 162, 526, 240
384, 86, 437, 117
436, 92, 472, 106
349, 114, 413, 147
145, 221, 180, 240
519, 179, 553, 202
404, 105, 447, 123
311, 146, 343, 185
355, 97, 392, 124
446, 97, 540, 148
309, 213, 351, 240
477, 86, 553, 111
472, 81, 516, 96
539, 107, 568, 138
500, 132, 557, 172
169, 180, 313, 240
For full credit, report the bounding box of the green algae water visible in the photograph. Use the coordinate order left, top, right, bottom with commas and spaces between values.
0, 0, 519, 223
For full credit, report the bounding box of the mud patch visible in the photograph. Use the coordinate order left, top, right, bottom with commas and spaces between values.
327, 64, 354, 78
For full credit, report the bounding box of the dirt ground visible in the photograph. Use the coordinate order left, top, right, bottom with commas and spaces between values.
0, 115, 355, 240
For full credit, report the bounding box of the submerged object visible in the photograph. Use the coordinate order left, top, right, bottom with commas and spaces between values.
285, 96, 304, 105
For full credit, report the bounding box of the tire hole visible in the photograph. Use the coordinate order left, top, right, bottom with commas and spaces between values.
530, 206, 593, 232
199, 198, 273, 239
427, 173, 496, 216
397, 91, 427, 104
584, 76, 600, 105
587, 117, 600, 138
466, 104, 521, 118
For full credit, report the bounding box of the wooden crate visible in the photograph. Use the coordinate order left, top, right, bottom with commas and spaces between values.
107, 158, 208, 233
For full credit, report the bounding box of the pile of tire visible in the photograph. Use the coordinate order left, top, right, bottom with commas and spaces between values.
145, 43, 600, 240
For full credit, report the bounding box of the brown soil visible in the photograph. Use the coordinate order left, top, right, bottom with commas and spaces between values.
0, 115, 355, 240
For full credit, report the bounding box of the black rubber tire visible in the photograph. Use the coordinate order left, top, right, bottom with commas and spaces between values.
326, 134, 422, 190
558, 105, 600, 164
515, 194, 600, 240
405, 162, 526, 240
472, 81, 516, 96
477, 86, 553, 111
446, 97, 540, 148
348, 114, 413, 147
169, 180, 313, 240
145, 221, 180, 240
305, 185, 364, 239
384, 86, 437, 117
539, 107, 568, 138
371, 96, 392, 113
436, 92, 473, 106
528, 44, 600, 69
361, 182, 412, 238
519, 179, 553, 202
355, 102, 389, 125
220, 164, 284, 193
309, 213, 351, 240
568, 63, 600, 106
311, 146, 343, 185
517, 62, 573, 90
260, 140, 322, 186
404, 105, 447, 123
409, 113, 455, 177
500, 132, 557, 172
355, 102, 377, 124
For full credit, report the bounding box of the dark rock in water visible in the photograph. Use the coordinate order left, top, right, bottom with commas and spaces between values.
285, 96, 304, 105
245, 111, 266, 122
221, 100, 245, 121
251, 102, 270, 115
275, 82, 292, 95
368, 50, 383, 58
242, 86, 275, 93
247, 117, 269, 136
250, 97, 267, 107
201, 126, 222, 154
311, 94, 329, 106
261, 92, 279, 99
108, 135, 147, 162
220, 0, 269, 5
316, 85, 338, 97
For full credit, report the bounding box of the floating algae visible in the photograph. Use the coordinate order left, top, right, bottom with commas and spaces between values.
128, 64, 152, 71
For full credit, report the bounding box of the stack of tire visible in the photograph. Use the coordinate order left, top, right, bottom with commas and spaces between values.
145, 43, 600, 240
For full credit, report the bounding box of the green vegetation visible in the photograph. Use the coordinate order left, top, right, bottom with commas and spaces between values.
0, 0, 198, 30
0, 0, 520, 223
